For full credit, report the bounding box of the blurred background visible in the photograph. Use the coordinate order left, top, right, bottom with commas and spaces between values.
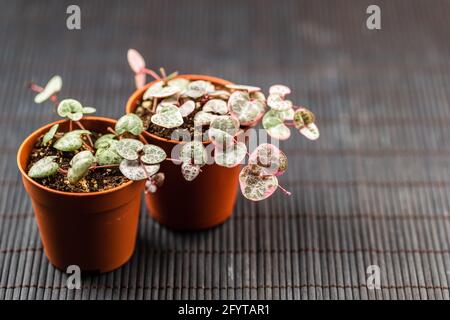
1, 0, 450, 300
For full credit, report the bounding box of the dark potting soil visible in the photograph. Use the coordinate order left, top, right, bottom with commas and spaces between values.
27, 133, 129, 193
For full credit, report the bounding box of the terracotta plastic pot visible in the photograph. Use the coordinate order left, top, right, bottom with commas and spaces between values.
126, 75, 241, 230
17, 116, 145, 273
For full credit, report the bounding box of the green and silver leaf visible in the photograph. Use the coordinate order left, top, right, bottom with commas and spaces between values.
115, 113, 144, 136
151, 104, 183, 128
239, 165, 278, 201
115, 138, 144, 161
181, 162, 201, 181
141, 144, 166, 164
57, 99, 84, 121
202, 99, 228, 115
214, 142, 247, 168
34, 75, 62, 104
67, 151, 95, 185
53, 130, 91, 152
262, 110, 291, 140
143, 81, 180, 99
42, 124, 59, 145
184, 80, 214, 99
28, 156, 59, 179
119, 159, 159, 181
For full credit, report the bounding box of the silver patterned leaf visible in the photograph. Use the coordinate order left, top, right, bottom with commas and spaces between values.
94, 134, 116, 149
214, 142, 247, 168
184, 80, 214, 99
141, 144, 167, 164
119, 159, 159, 181
239, 165, 278, 201
28, 156, 59, 179
179, 100, 195, 117
34, 75, 62, 104
202, 99, 228, 115
181, 162, 200, 181
82, 107, 96, 114
267, 94, 293, 111
179, 141, 207, 166
95, 140, 122, 165
299, 123, 320, 140
143, 81, 180, 99
151, 104, 184, 128
115, 113, 144, 136
209, 115, 240, 146
115, 138, 144, 161
248, 143, 288, 176
42, 124, 59, 145
67, 151, 95, 184
57, 99, 84, 120
167, 78, 190, 92
53, 130, 91, 152
208, 90, 231, 99
293, 107, 315, 128
269, 84, 291, 97
194, 111, 217, 126
262, 110, 291, 140
228, 91, 265, 125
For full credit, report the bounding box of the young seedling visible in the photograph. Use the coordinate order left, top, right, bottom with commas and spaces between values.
126, 51, 321, 201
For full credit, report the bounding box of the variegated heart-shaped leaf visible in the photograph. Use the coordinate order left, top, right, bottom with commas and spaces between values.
262, 110, 291, 140
168, 78, 190, 92
299, 123, 320, 140
293, 107, 315, 128
208, 115, 240, 146
94, 134, 116, 149
181, 162, 201, 181
68, 151, 95, 184
226, 84, 261, 93
42, 124, 59, 145
249, 143, 288, 176
28, 156, 59, 178
53, 130, 91, 151
194, 111, 217, 126
119, 159, 159, 180
127, 49, 146, 73
214, 142, 247, 168
95, 140, 122, 165
202, 99, 228, 114
115, 138, 144, 160
228, 91, 265, 125
34, 75, 62, 104
250, 91, 266, 103
141, 144, 166, 164
184, 80, 214, 98
159, 95, 179, 107
239, 165, 278, 201
179, 100, 195, 117
151, 104, 184, 128
269, 84, 291, 97
267, 94, 293, 111
143, 81, 180, 99
208, 90, 231, 99
115, 113, 144, 136
57, 99, 84, 121
179, 141, 207, 166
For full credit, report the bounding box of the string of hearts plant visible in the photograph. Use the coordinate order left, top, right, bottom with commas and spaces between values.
27, 76, 168, 192
127, 49, 321, 201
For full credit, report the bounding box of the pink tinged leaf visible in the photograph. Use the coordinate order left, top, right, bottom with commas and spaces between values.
299, 123, 320, 140
269, 84, 291, 97
179, 100, 195, 117
127, 49, 146, 73
249, 143, 288, 176
181, 162, 201, 181
239, 165, 278, 201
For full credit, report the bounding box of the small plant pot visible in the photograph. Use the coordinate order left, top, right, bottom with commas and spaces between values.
17, 116, 145, 273
126, 75, 241, 231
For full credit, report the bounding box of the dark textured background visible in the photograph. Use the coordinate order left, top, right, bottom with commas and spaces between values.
1, 0, 450, 300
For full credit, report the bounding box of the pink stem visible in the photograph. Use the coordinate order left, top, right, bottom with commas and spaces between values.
75, 121, 94, 147
141, 68, 161, 80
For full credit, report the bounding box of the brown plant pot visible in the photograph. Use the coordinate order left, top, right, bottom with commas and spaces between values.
17, 116, 145, 273
126, 75, 241, 231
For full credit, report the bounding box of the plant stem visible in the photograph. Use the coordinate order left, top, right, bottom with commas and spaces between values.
152, 98, 158, 113
277, 184, 292, 196
107, 127, 118, 136
75, 121, 94, 147
90, 164, 119, 170
139, 157, 152, 179
159, 67, 167, 80
69, 120, 73, 131
142, 68, 161, 80
82, 141, 94, 152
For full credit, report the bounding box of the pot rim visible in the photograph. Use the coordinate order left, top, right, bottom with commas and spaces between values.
17, 116, 136, 197
125, 74, 234, 145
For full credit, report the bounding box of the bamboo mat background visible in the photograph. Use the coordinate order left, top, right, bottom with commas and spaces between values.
1, 0, 450, 300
